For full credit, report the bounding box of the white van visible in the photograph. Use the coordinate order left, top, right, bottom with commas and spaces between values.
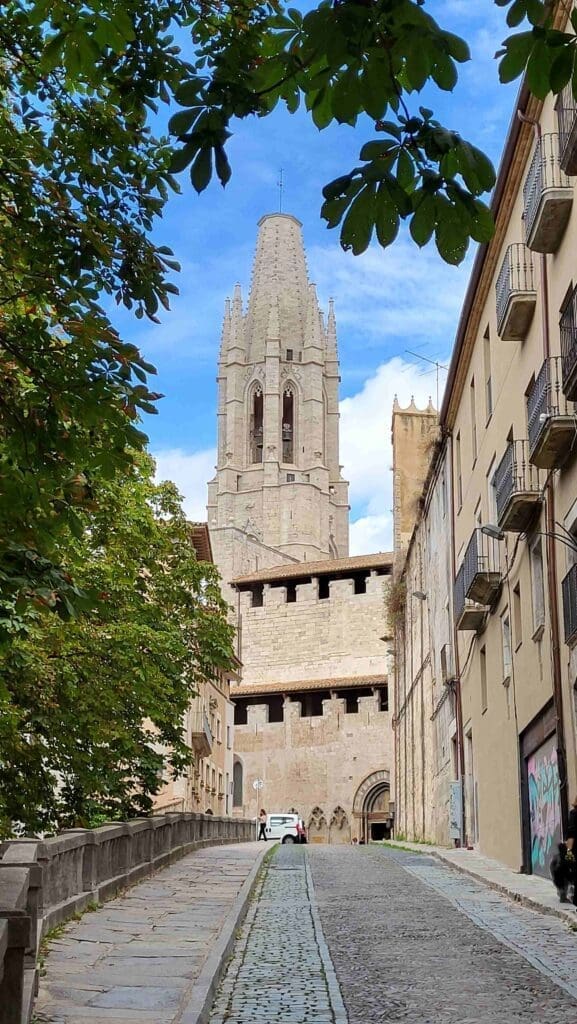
261, 812, 302, 843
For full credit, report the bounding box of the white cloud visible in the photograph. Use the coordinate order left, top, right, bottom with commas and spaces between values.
308, 235, 470, 349
341, 357, 442, 555
153, 447, 216, 521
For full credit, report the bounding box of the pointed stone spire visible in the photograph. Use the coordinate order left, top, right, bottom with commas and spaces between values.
245, 214, 310, 360
228, 282, 245, 358
327, 298, 337, 358
219, 297, 232, 361
304, 283, 323, 352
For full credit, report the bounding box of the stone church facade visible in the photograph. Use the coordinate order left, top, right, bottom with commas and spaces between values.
207, 213, 393, 842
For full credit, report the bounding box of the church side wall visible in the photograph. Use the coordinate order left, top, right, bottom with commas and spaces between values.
234, 695, 391, 841
238, 573, 390, 684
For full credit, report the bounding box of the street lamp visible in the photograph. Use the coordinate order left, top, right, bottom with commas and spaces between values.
481, 522, 577, 553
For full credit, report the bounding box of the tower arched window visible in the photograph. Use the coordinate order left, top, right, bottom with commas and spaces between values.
249, 386, 263, 464
282, 386, 295, 463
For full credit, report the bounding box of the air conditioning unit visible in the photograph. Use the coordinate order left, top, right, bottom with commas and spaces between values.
440, 644, 455, 685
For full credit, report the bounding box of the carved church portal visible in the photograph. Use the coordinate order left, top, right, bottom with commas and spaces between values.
353, 770, 392, 843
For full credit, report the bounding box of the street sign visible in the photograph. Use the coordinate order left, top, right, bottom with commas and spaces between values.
252, 778, 264, 791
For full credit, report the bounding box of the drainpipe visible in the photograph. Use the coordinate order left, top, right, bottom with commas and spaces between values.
517, 110, 569, 838
447, 431, 466, 845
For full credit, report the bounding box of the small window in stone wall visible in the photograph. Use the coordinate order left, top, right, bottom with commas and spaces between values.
353, 573, 368, 594
286, 348, 293, 361
251, 584, 264, 608
234, 701, 248, 726
379, 686, 389, 712
286, 582, 297, 603
318, 576, 330, 599
344, 692, 359, 714
287, 473, 295, 482
267, 695, 284, 723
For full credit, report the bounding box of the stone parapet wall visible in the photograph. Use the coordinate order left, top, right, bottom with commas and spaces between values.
0, 813, 252, 1024
234, 704, 392, 833
239, 574, 390, 684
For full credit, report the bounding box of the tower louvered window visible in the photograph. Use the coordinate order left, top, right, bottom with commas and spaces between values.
250, 387, 263, 463
282, 387, 294, 463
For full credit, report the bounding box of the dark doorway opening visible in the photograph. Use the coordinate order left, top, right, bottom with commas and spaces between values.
371, 822, 391, 841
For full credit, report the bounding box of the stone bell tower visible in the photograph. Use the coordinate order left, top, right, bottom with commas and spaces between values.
207, 213, 349, 593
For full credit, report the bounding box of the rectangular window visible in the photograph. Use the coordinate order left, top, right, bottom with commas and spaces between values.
530, 538, 545, 633
456, 432, 463, 509
286, 348, 293, 361
470, 377, 477, 461
480, 646, 488, 712
484, 327, 493, 421
513, 583, 522, 649
501, 612, 512, 682
227, 725, 231, 749
286, 473, 295, 482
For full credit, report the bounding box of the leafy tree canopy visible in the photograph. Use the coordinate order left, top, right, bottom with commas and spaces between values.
0, 454, 234, 836
0, 0, 571, 635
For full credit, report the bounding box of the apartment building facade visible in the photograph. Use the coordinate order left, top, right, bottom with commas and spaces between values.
152, 524, 237, 817
395, 6, 577, 874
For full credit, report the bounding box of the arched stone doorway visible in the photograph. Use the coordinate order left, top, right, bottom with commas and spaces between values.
352, 769, 392, 843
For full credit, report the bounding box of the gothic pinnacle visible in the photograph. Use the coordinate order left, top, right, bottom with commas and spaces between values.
219, 297, 232, 359
327, 297, 337, 357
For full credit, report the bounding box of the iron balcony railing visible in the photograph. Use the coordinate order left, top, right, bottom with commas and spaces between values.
453, 563, 467, 624
523, 133, 571, 241
495, 243, 535, 336
562, 563, 577, 645
461, 528, 501, 603
556, 85, 577, 171
561, 284, 577, 395
190, 707, 213, 747
527, 356, 573, 456
494, 439, 540, 523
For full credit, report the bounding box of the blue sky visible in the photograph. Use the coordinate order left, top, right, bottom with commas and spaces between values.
117, 1, 519, 553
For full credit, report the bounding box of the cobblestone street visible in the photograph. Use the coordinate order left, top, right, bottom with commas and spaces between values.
210, 844, 577, 1024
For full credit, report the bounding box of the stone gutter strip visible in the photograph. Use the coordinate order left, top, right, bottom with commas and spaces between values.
385, 840, 577, 926
176, 843, 269, 1024
304, 853, 348, 1024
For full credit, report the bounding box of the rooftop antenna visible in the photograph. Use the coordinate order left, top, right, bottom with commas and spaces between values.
405, 349, 448, 411
277, 168, 284, 213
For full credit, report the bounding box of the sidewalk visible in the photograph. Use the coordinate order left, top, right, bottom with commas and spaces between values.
35, 841, 267, 1024
385, 839, 577, 926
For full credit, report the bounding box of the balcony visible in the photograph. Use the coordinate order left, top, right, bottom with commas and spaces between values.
557, 85, 577, 175
561, 284, 577, 401
562, 564, 577, 645
496, 244, 536, 340
527, 357, 577, 468
523, 133, 572, 253
494, 440, 541, 532
454, 563, 488, 632
462, 528, 502, 606
190, 707, 212, 757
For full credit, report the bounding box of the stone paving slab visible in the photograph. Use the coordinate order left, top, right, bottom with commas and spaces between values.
385, 839, 577, 923
36, 842, 264, 1024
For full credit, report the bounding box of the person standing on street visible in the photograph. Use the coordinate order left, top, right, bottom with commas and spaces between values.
258, 809, 267, 841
